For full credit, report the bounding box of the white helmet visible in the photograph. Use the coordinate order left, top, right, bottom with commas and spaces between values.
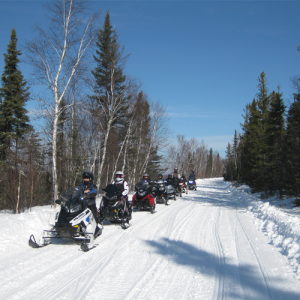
115, 171, 124, 182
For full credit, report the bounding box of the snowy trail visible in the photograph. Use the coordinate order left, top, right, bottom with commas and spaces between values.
1, 178, 300, 299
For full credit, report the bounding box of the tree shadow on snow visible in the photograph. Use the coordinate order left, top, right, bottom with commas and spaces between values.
144, 237, 300, 300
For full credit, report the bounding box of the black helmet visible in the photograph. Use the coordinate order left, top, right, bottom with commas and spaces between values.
168, 174, 173, 179
82, 171, 94, 183
157, 173, 163, 179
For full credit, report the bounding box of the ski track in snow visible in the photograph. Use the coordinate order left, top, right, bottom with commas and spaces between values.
1, 178, 300, 299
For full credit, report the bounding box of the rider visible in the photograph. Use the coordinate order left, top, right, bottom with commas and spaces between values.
77, 171, 101, 235
166, 174, 174, 186
132, 172, 155, 209
189, 170, 196, 181
173, 168, 181, 189
155, 173, 167, 184
172, 167, 181, 187
112, 171, 131, 213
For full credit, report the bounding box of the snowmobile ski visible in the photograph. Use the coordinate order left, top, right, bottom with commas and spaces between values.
80, 242, 98, 252
121, 222, 132, 229
29, 234, 51, 248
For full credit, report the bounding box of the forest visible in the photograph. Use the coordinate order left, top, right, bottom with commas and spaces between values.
0, 0, 225, 213
224, 71, 300, 205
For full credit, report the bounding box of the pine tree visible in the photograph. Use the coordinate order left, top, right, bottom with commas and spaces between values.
90, 10, 128, 187
264, 90, 286, 197
205, 148, 213, 178
240, 99, 262, 189
284, 93, 300, 198
240, 72, 271, 192
0, 28, 30, 160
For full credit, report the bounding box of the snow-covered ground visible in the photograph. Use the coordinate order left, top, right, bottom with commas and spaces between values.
1, 178, 300, 299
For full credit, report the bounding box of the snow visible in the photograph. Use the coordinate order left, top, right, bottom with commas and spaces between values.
1, 178, 300, 299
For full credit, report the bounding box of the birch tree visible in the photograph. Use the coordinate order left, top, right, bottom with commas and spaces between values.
25, 0, 98, 203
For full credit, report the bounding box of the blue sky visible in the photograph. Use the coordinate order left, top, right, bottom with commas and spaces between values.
1, 1, 300, 157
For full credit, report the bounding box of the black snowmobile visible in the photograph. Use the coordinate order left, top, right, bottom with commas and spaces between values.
152, 180, 169, 205
99, 184, 132, 229
29, 188, 102, 252
165, 183, 176, 200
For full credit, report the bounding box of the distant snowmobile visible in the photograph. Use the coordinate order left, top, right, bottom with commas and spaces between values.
166, 184, 176, 200
99, 184, 132, 229
187, 179, 197, 191
28, 188, 102, 252
152, 180, 169, 205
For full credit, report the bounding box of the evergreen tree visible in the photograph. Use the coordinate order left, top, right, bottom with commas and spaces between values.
240, 99, 262, 189
240, 72, 270, 192
0, 28, 30, 160
224, 143, 234, 181
284, 93, 300, 198
90, 10, 128, 187
264, 90, 286, 197
205, 148, 213, 178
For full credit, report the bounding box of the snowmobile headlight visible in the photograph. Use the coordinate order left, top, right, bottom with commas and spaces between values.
70, 204, 81, 213
110, 195, 117, 201
159, 187, 165, 191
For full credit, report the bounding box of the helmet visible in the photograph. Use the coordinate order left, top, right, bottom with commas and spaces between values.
82, 171, 94, 183
115, 171, 124, 182
174, 167, 178, 173
157, 173, 163, 179
168, 174, 173, 179
143, 172, 149, 180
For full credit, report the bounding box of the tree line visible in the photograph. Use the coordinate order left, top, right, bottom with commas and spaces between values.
224, 71, 300, 204
0, 0, 224, 213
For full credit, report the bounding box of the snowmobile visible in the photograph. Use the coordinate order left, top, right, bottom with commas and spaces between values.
152, 180, 168, 205
178, 181, 188, 194
175, 184, 183, 197
132, 181, 156, 213
99, 184, 132, 229
166, 184, 176, 200
187, 179, 197, 191
28, 188, 102, 252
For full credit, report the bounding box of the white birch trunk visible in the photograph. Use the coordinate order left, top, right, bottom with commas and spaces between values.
130, 120, 143, 187
142, 118, 157, 173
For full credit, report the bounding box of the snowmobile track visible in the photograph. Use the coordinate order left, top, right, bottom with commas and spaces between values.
212, 207, 225, 300
235, 209, 274, 300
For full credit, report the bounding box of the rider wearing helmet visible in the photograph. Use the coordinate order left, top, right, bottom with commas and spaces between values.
141, 172, 152, 183
166, 174, 174, 186
155, 173, 167, 184
77, 171, 98, 223
132, 172, 155, 209
173, 168, 181, 186
112, 171, 130, 211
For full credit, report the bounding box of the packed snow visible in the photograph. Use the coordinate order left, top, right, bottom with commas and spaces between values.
1, 178, 300, 299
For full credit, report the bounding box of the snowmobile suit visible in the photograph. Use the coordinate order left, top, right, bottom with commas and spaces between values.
112, 180, 130, 210
77, 183, 98, 220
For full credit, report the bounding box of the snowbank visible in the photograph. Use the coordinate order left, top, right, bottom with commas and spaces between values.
237, 185, 300, 277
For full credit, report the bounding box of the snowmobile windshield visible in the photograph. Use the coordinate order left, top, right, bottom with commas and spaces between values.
136, 181, 150, 191
58, 188, 85, 213
103, 184, 119, 199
